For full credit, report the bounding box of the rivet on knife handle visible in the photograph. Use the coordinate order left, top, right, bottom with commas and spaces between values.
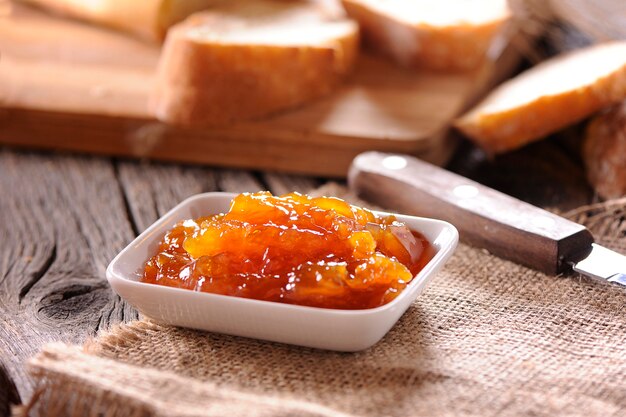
348, 152, 595, 275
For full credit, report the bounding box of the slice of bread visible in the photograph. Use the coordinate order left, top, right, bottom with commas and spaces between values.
18, 0, 221, 40
583, 102, 626, 199
455, 42, 626, 154
151, 0, 359, 126
340, 0, 511, 72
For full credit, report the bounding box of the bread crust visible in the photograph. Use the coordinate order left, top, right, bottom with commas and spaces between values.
341, 0, 510, 72
151, 2, 359, 126
583, 102, 626, 199
455, 42, 626, 154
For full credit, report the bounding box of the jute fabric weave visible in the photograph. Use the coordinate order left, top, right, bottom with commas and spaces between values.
21, 189, 626, 417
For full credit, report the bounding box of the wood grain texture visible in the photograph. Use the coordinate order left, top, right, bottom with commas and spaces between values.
0, 1, 602, 411
0, 151, 138, 406
216, 170, 265, 195
262, 173, 322, 196
0, 363, 19, 417
115, 161, 219, 233
0, 139, 595, 414
0, 148, 318, 414
0, 1, 518, 176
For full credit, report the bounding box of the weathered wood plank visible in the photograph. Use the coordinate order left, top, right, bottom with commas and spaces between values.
0, 363, 19, 417
262, 173, 322, 196
216, 170, 265, 194
0, 151, 325, 414
116, 162, 326, 233
0, 150, 138, 407
0, 136, 593, 417
115, 160, 219, 233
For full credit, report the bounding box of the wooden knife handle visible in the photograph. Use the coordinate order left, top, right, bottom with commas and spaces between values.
348, 152, 594, 274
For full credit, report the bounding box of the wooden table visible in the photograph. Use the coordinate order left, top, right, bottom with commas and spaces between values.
3, 1, 621, 413
0, 135, 592, 416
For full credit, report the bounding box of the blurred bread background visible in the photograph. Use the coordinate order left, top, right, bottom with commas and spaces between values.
1, 0, 625, 198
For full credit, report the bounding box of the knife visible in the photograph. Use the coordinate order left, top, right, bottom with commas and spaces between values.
348, 151, 626, 286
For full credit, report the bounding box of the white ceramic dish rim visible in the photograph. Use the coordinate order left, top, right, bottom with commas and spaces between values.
106, 192, 458, 316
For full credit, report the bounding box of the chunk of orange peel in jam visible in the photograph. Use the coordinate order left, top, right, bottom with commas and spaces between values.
141, 192, 434, 309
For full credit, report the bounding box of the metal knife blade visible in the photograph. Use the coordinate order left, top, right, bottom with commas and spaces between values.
573, 244, 626, 286
348, 151, 626, 287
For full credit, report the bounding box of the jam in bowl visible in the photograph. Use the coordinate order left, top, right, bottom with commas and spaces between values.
141, 192, 435, 310
106, 192, 458, 351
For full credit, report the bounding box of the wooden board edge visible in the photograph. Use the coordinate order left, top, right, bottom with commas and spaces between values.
0, 108, 453, 177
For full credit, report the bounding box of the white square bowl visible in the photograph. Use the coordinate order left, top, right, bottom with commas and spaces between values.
106, 192, 458, 352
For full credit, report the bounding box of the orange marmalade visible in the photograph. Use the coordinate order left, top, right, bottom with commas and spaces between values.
141, 192, 434, 309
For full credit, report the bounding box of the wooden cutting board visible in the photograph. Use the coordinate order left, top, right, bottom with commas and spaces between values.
0, 0, 518, 177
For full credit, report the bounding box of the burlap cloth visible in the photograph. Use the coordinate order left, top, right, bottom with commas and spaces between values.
21, 186, 626, 417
